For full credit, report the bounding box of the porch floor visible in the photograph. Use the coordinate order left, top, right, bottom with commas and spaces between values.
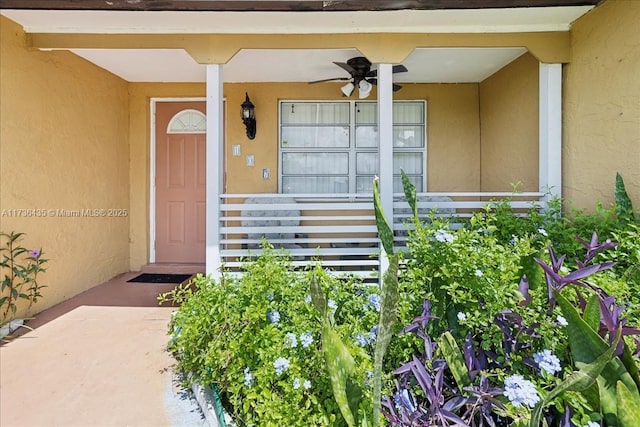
0, 271, 206, 427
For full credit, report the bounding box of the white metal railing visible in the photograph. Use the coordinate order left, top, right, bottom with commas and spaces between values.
219, 192, 546, 276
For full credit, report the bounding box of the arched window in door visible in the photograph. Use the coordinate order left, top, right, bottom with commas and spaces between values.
167, 109, 206, 134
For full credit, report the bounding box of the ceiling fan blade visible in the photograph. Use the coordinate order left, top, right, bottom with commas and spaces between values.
308, 77, 351, 84
367, 64, 408, 78
333, 61, 356, 74
366, 79, 402, 92
392, 64, 408, 73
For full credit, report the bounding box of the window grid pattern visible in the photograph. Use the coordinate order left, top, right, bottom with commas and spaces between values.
279, 101, 426, 194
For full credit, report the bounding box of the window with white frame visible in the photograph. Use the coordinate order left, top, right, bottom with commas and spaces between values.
279, 100, 426, 194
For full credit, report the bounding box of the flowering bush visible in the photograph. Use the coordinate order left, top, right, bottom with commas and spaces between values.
379, 173, 640, 426
1, 231, 47, 335
382, 232, 640, 426
162, 246, 382, 426
162, 172, 639, 426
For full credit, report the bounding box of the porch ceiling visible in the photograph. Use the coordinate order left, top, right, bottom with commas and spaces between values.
1, 2, 598, 83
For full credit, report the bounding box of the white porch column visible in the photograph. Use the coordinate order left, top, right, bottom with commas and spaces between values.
377, 63, 394, 284
539, 63, 562, 205
205, 64, 224, 278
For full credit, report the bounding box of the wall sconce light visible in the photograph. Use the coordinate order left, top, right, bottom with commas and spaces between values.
241, 92, 256, 140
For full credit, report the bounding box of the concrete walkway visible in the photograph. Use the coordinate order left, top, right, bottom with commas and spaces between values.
0, 272, 207, 427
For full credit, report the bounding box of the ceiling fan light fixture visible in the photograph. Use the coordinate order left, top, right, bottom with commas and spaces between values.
341, 82, 355, 97
358, 80, 372, 99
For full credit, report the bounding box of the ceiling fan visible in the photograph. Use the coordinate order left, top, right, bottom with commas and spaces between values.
309, 56, 408, 98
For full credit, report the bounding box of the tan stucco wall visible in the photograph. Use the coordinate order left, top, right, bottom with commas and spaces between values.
0, 16, 130, 317
223, 83, 480, 193
479, 53, 539, 192
564, 0, 640, 209
128, 81, 480, 269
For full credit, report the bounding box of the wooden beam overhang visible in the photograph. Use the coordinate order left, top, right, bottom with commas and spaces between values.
28, 31, 571, 64
0, 0, 604, 12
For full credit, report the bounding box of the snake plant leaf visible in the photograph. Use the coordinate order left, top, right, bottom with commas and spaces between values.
401, 169, 418, 218
346, 378, 364, 424
616, 381, 640, 427
529, 333, 618, 427
615, 172, 635, 221
373, 177, 394, 256
439, 331, 471, 391
620, 343, 640, 391
309, 269, 327, 318
556, 291, 639, 427
322, 320, 357, 427
583, 294, 601, 332
361, 411, 369, 427
372, 253, 399, 427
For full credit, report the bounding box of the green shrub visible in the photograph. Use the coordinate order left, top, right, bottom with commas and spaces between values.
163, 245, 381, 426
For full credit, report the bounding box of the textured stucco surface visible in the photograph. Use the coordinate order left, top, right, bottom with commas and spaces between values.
564, 0, 640, 210
0, 16, 130, 316
480, 53, 540, 192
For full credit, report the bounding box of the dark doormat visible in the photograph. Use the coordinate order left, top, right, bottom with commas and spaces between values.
127, 273, 193, 284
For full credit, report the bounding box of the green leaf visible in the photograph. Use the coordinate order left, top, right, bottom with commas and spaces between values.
361, 411, 369, 427
615, 172, 635, 221
309, 269, 327, 318
373, 177, 394, 256
616, 381, 640, 427
583, 294, 601, 332
372, 253, 399, 427
346, 378, 363, 424
556, 292, 639, 426
401, 169, 418, 218
620, 342, 640, 392
439, 331, 471, 391
322, 321, 357, 427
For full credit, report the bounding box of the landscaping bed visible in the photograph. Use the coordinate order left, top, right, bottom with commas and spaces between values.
161, 174, 640, 426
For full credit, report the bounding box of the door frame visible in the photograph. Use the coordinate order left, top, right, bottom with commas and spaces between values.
149, 97, 225, 263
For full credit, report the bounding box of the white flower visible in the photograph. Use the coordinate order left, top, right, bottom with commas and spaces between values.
243, 367, 254, 387
300, 331, 314, 348
304, 295, 312, 304
584, 422, 600, 427
328, 299, 337, 310
503, 374, 540, 408
293, 378, 301, 389
534, 349, 562, 375
368, 294, 381, 311
457, 312, 467, 322
556, 315, 568, 326
538, 228, 548, 237
355, 333, 370, 347
434, 229, 455, 243
474, 269, 483, 277
285, 332, 298, 348
268, 310, 280, 324
368, 325, 378, 341
303, 380, 311, 390
274, 357, 290, 375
